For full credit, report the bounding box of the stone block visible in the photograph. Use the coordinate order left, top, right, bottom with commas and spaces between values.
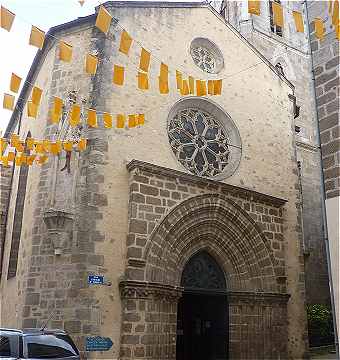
25, 293, 40, 306
121, 335, 140, 345
319, 113, 339, 132
140, 184, 159, 196
325, 56, 339, 70
130, 219, 148, 234
316, 91, 336, 107
64, 320, 81, 333
325, 77, 339, 92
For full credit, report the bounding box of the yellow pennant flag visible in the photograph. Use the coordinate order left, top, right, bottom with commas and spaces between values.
128, 114, 136, 128
208, 80, 214, 95
293, 11, 304, 33
138, 72, 149, 90
10, 134, 19, 147
333, 0, 339, 27
63, 141, 73, 152
116, 114, 125, 129
272, 2, 284, 28
0, 6, 15, 32
51, 97, 63, 123
196, 80, 207, 96
3, 93, 15, 110
7, 151, 15, 162
34, 141, 45, 154
103, 112, 112, 128
119, 30, 133, 55
139, 48, 150, 72
159, 77, 169, 94
176, 71, 182, 90
86, 54, 98, 75
95, 6, 112, 34
32, 86, 43, 106
10, 73, 22, 93
50, 142, 62, 155
113, 65, 124, 85
314, 18, 325, 40
37, 155, 48, 165
160, 63, 168, 81
336, 22, 340, 40
87, 109, 98, 127
27, 101, 38, 118
29, 26, 45, 49
59, 41, 73, 62
26, 138, 35, 151
329, 0, 334, 15
214, 79, 222, 95
27, 155, 36, 165
0, 138, 8, 153
1, 156, 9, 167
69, 104, 81, 127
248, 1, 260, 16
77, 138, 87, 151
43, 140, 51, 153
189, 76, 195, 95
15, 154, 27, 166
180, 80, 189, 96
137, 114, 145, 126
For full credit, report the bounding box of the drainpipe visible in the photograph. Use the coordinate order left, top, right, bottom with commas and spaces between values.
304, 2, 339, 357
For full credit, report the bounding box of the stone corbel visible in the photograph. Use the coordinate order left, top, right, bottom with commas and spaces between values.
43, 209, 74, 255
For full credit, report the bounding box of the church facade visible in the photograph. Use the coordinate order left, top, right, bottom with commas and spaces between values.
1, 2, 310, 359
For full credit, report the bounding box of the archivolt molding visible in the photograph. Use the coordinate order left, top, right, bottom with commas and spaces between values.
143, 194, 281, 293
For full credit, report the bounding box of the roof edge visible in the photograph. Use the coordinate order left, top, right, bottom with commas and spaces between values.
4, 14, 96, 138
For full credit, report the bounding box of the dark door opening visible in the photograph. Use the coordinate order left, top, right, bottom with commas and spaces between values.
176, 251, 229, 360
176, 292, 228, 360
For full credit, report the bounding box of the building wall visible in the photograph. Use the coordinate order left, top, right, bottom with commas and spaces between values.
221, 0, 330, 306
306, 0, 340, 341
0, 3, 308, 359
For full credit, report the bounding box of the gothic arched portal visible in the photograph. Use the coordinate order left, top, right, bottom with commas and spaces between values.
177, 251, 229, 360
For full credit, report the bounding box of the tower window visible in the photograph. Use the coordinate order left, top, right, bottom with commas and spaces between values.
269, 0, 283, 37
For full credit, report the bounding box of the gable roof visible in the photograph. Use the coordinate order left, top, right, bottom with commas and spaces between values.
5, 1, 293, 137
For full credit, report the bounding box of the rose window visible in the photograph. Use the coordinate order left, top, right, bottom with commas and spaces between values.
168, 108, 231, 178
190, 46, 216, 73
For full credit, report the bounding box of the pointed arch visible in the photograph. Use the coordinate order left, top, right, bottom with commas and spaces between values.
143, 194, 280, 292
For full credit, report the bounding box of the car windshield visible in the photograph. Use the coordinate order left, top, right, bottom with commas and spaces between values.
25, 334, 79, 359
0, 335, 11, 357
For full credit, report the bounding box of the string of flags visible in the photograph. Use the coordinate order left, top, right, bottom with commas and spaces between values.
0, 135, 87, 167
1, 3, 223, 115
248, 0, 340, 40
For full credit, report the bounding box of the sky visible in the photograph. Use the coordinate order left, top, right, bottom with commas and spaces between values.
0, 0, 208, 135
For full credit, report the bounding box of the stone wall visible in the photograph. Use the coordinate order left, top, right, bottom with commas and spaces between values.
307, 2, 339, 199
118, 160, 291, 359
0, 3, 308, 359
221, 0, 330, 307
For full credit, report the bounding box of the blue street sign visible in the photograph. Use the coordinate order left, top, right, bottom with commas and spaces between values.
88, 275, 104, 285
86, 337, 113, 351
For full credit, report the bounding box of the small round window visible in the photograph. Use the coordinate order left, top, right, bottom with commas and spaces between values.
167, 98, 241, 180
190, 38, 224, 74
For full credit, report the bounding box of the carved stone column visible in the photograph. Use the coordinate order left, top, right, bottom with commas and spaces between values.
43, 209, 74, 255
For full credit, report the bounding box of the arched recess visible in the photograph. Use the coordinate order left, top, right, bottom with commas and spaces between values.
143, 193, 279, 293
